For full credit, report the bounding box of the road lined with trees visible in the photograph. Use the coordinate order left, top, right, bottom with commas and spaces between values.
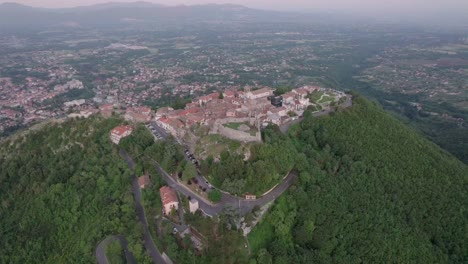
119, 149, 168, 264
96, 235, 136, 264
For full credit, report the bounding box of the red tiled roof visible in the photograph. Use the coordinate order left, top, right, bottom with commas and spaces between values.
199, 92, 220, 102
128, 106, 152, 115
283, 92, 296, 99
111, 125, 133, 136
179, 107, 200, 116
100, 104, 114, 110
158, 117, 169, 123
223, 90, 236, 97
160, 186, 178, 206
138, 175, 151, 187
294, 88, 308, 95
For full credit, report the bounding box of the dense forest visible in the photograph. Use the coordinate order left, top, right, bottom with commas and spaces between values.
199, 140, 297, 196
248, 94, 468, 263
0, 117, 151, 263
124, 95, 467, 263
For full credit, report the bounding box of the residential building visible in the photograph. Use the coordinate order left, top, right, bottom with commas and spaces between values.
245, 87, 274, 100
138, 174, 151, 189
198, 92, 220, 106
64, 99, 86, 108
110, 125, 133, 144
156, 107, 174, 118
100, 103, 114, 117
160, 186, 179, 215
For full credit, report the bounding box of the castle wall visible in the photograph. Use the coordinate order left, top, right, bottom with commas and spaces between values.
210, 117, 262, 142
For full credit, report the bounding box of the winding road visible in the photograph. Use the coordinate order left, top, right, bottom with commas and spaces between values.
120, 149, 167, 264
96, 150, 168, 264
96, 95, 352, 263
152, 159, 297, 216
147, 122, 298, 216
95, 235, 137, 264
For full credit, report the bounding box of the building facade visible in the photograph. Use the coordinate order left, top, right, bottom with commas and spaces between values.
110, 125, 133, 144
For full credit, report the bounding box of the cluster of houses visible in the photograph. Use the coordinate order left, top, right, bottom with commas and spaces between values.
108, 86, 345, 145
154, 85, 330, 139
124, 106, 152, 123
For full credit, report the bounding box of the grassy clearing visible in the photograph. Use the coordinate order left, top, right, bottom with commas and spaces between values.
308, 91, 324, 103
196, 134, 242, 159
224, 122, 244, 130
319, 95, 335, 104
224, 122, 258, 136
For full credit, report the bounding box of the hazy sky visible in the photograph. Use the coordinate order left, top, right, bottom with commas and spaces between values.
2, 0, 468, 14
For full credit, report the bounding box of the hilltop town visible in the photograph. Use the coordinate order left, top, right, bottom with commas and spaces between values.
102, 85, 347, 148
154, 86, 347, 143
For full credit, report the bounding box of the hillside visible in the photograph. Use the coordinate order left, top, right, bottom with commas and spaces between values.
0, 95, 466, 263
0, 117, 150, 263
249, 94, 468, 263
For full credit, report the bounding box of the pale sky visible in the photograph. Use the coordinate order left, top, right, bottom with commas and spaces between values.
2, 0, 468, 14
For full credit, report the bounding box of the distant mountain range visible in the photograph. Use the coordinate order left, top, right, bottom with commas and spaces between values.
0, 1, 308, 31
2, 1, 465, 33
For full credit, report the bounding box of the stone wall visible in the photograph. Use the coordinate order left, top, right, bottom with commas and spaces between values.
210, 117, 262, 142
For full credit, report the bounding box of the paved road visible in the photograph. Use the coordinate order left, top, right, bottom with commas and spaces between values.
96, 235, 137, 264
120, 150, 167, 264
153, 159, 297, 216
150, 121, 170, 139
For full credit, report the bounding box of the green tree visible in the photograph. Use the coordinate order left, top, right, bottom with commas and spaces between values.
183, 162, 197, 181
256, 248, 273, 264
208, 189, 222, 203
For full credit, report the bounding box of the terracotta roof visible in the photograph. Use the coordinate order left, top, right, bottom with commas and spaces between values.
179, 107, 201, 116
283, 92, 296, 99
129, 106, 151, 115
156, 107, 174, 115
111, 125, 133, 136
138, 175, 151, 187
160, 186, 178, 206
158, 117, 169, 123
199, 92, 220, 102
100, 104, 114, 110
223, 90, 236, 97
294, 88, 308, 95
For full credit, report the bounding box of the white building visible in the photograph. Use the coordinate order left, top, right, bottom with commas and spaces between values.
64, 99, 86, 108
110, 125, 133, 144
189, 199, 199, 213
68, 110, 94, 118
